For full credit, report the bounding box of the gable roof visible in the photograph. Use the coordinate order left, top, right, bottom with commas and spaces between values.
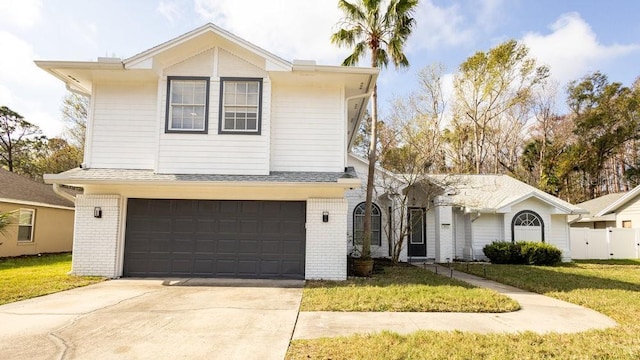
0, 169, 74, 209
124, 23, 291, 71
596, 185, 640, 216
574, 192, 626, 221
426, 174, 586, 215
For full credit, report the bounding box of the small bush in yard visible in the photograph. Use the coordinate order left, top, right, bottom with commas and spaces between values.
482, 241, 515, 264
483, 241, 562, 265
519, 241, 562, 265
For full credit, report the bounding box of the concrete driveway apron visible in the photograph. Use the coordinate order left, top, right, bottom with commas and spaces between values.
0, 278, 303, 360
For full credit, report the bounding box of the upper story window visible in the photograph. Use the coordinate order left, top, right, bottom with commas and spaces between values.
219, 78, 262, 135
165, 76, 210, 133
18, 208, 35, 242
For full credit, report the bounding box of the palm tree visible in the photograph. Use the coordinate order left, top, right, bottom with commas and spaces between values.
331, 0, 418, 263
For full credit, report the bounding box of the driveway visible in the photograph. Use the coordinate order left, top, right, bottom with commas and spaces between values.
0, 278, 303, 360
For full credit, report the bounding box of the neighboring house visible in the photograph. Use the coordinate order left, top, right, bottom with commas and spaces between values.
0, 169, 75, 257
346, 154, 587, 262
569, 192, 627, 229
572, 186, 640, 229
38, 23, 377, 280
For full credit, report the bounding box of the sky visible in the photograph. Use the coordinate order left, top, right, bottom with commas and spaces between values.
0, 0, 638, 137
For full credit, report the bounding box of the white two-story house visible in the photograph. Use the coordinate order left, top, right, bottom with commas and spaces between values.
38, 23, 377, 281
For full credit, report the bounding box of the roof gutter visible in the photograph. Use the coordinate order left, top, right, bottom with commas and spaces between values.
52, 184, 77, 205
568, 214, 584, 225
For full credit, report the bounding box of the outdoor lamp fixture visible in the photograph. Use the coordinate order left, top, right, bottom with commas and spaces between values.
94, 207, 102, 218
322, 211, 329, 223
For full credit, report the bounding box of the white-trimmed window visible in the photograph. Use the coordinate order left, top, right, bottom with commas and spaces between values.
219, 78, 262, 134
165, 76, 210, 133
17, 208, 35, 242
353, 202, 382, 246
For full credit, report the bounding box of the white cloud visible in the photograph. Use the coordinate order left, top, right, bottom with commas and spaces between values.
408, 0, 472, 51
0, 0, 42, 29
193, 0, 346, 65
523, 12, 639, 85
475, 0, 506, 32
157, 0, 182, 23
0, 31, 65, 136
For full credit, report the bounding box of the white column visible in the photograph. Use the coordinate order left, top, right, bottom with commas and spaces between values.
71, 194, 121, 278
434, 196, 453, 263
305, 198, 348, 280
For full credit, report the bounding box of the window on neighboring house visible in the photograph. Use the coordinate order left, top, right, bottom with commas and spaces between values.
18, 208, 35, 242
165, 76, 210, 133
622, 220, 632, 228
219, 78, 262, 134
353, 202, 381, 246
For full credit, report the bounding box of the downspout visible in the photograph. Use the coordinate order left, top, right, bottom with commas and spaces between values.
53, 184, 76, 205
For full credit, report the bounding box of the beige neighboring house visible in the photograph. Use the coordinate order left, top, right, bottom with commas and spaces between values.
570, 192, 627, 229
572, 185, 640, 229
0, 169, 75, 257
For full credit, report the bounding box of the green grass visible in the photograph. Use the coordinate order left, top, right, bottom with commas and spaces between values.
0, 253, 104, 305
288, 260, 640, 359
301, 264, 519, 312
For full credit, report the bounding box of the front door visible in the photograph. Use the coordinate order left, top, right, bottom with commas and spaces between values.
408, 208, 426, 257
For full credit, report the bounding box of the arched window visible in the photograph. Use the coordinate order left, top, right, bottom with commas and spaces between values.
511, 210, 544, 243
353, 202, 381, 246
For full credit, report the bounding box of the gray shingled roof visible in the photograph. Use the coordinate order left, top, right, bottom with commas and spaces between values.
576, 192, 627, 216
0, 169, 74, 208
426, 174, 586, 214
45, 167, 358, 184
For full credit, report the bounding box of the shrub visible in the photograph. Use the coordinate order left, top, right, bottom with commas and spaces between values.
483, 241, 562, 266
482, 241, 514, 264
519, 241, 562, 265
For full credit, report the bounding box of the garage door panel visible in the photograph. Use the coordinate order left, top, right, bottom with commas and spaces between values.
124, 199, 305, 279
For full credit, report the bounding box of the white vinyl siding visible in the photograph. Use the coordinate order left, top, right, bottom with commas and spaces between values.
17, 208, 35, 242
615, 194, 640, 228
550, 214, 571, 260
90, 82, 157, 169
271, 85, 344, 172
157, 77, 270, 175
471, 214, 504, 259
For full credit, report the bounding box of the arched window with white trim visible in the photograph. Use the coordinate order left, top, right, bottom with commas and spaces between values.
353, 202, 381, 246
511, 210, 544, 242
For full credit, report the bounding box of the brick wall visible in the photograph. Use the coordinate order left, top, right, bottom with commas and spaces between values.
305, 198, 347, 280
71, 194, 121, 278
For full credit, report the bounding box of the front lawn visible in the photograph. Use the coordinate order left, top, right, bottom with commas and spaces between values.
301, 262, 519, 312
0, 253, 104, 305
288, 261, 640, 359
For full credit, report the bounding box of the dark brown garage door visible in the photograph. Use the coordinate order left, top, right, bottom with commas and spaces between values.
123, 199, 306, 279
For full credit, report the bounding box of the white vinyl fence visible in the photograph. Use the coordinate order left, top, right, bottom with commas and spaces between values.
570, 228, 640, 259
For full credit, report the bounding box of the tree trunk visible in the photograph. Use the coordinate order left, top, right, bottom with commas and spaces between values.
362, 82, 378, 260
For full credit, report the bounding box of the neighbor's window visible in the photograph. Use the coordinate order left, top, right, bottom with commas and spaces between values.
165, 76, 209, 133
622, 220, 632, 228
353, 202, 381, 246
219, 78, 262, 134
18, 208, 35, 242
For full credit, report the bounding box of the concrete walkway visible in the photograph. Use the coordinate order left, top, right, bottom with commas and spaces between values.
292, 264, 617, 339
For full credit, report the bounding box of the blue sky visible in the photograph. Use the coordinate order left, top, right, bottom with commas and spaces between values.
0, 0, 638, 137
